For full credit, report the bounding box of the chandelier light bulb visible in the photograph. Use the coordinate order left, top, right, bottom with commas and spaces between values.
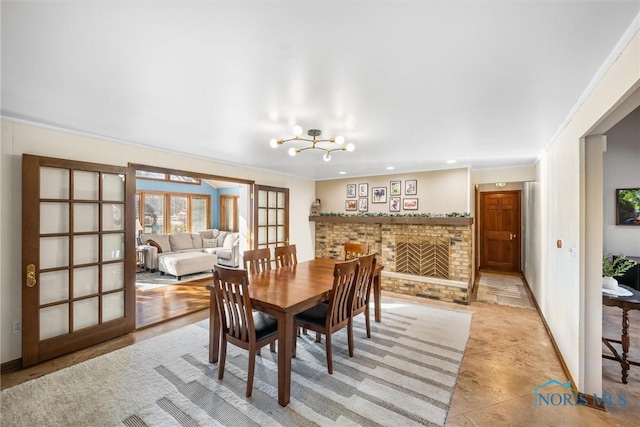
269, 139, 278, 148
323, 152, 331, 162
334, 135, 345, 145
292, 125, 303, 136
345, 143, 355, 152
288, 147, 297, 156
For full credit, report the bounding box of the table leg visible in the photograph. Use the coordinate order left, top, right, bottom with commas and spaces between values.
621, 307, 630, 384
276, 311, 294, 406
208, 291, 220, 363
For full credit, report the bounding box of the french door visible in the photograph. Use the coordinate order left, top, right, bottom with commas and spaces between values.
253, 185, 289, 250
22, 155, 136, 367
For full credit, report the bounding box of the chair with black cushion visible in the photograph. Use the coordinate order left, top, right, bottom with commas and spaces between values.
344, 242, 369, 260
274, 244, 298, 268
243, 248, 272, 274
293, 258, 359, 374
350, 253, 376, 340
211, 265, 278, 397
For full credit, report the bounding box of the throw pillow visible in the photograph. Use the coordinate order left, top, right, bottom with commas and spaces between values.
147, 239, 162, 254
223, 233, 238, 249
203, 238, 218, 248
191, 233, 203, 249
216, 231, 228, 247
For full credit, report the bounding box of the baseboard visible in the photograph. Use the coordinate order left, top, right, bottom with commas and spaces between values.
1, 358, 22, 374
520, 275, 606, 412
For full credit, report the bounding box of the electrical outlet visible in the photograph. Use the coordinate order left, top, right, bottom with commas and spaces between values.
12, 321, 21, 333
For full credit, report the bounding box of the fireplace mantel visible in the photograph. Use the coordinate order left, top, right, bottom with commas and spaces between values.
309, 215, 473, 226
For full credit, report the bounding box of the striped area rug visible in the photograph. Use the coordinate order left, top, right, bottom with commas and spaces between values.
1, 297, 472, 427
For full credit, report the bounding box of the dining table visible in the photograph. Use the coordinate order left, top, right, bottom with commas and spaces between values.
208, 258, 340, 406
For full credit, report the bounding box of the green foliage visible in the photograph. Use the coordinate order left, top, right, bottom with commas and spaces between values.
619, 189, 640, 210
602, 254, 637, 277
319, 212, 471, 218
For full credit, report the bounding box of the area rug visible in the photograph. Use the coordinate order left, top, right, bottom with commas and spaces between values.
135, 270, 212, 291
0, 297, 472, 427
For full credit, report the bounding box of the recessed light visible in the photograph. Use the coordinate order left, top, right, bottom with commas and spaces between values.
339, 171, 346, 175
446, 160, 457, 164
386, 166, 395, 170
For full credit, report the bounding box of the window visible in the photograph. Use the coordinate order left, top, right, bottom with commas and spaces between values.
135, 170, 201, 185
137, 191, 210, 234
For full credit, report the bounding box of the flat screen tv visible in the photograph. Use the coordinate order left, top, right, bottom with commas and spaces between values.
616, 188, 640, 225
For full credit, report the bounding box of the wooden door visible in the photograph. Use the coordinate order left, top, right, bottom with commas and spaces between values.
22, 155, 136, 367
480, 191, 521, 272
253, 185, 289, 250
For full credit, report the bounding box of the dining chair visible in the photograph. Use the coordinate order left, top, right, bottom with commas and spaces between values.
350, 254, 376, 340
344, 242, 369, 260
243, 248, 272, 274
274, 244, 298, 268
211, 265, 278, 397
293, 258, 359, 374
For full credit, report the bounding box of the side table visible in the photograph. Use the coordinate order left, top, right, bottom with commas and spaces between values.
602, 284, 640, 384
135, 247, 147, 273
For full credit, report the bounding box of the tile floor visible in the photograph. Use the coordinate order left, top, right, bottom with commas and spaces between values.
2, 274, 639, 426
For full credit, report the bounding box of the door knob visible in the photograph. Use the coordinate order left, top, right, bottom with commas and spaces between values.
26, 264, 37, 287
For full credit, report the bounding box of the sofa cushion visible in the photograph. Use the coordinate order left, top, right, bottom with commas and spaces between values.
223, 233, 238, 249
191, 233, 203, 249
203, 238, 218, 248
169, 233, 195, 251
149, 234, 171, 253
216, 231, 228, 247
216, 249, 232, 260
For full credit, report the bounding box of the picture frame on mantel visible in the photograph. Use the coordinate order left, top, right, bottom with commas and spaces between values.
405, 179, 417, 195
358, 183, 368, 197
403, 198, 418, 210
346, 184, 356, 198
358, 198, 368, 212
390, 180, 401, 196
372, 187, 387, 203
345, 200, 357, 211
389, 197, 401, 212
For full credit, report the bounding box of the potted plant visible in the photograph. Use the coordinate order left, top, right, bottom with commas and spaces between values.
602, 254, 637, 290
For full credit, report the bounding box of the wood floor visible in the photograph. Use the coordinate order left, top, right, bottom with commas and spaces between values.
2, 275, 639, 426
135, 277, 211, 329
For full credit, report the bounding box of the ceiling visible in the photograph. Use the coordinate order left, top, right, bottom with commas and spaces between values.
2, 1, 639, 181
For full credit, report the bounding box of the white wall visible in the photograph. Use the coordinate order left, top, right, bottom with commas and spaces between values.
315, 168, 470, 214
603, 106, 640, 256
0, 120, 316, 364
523, 30, 640, 394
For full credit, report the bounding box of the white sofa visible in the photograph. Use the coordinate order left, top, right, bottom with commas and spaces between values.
139, 230, 240, 276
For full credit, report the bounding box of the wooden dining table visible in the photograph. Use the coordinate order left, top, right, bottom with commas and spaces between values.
208, 258, 339, 406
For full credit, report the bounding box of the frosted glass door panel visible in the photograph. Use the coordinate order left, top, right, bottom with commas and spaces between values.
40, 202, 69, 234
268, 209, 276, 224
268, 191, 276, 206
102, 292, 125, 322
73, 297, 99, 330
73, 266, 99, 297
40, 270, 69, 305
40, 167, 69, 199
103, 262, 124, 291
277, 192, 285, 208
40, 237, 69, 269
103, 173, 125, 201
258, 190, 267, 207
73, 171, 99, 200
258, 227, 267, 245
268, 226, 276, 244
102, 203, 124, 231
73, 235, 99, 265
277, 226, 285, 241
277, 209, 285, 224
40, 304, 69, 340
74, 203, 99, 232
258, 209, 267, 224
103, 234, 125, 261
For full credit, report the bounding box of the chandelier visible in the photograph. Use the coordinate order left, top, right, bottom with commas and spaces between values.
270, 126, 355, 162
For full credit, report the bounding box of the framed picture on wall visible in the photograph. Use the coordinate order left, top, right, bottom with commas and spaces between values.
390, 180, 401, 196
358, 183, 368, 197
358, 198, 368, 212
345, 200, 357, 211
372, 187, 387, 203
389, 197, 401, 212
405, 179, 417, 195
346, 184, 356, 198
616, 188, 640, 225
403, 198, 418, 210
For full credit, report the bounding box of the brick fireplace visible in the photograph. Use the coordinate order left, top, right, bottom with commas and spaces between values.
311, 216, 473, 304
